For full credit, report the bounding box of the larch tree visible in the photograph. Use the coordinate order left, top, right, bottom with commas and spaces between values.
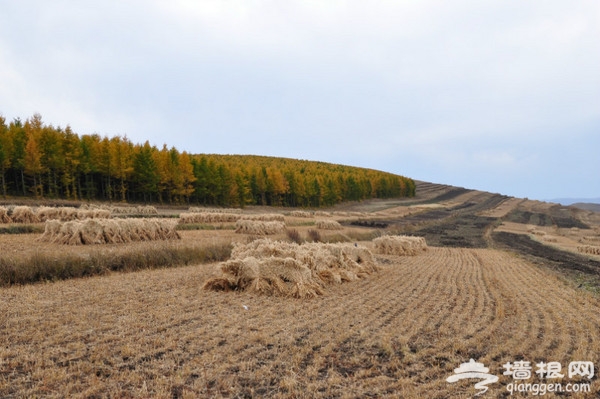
0, 116, 12, 198
23, 130, 44, 197
132, 141, 159, 203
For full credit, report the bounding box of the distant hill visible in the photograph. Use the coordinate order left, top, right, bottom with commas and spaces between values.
547, 198, 600, 206
570, 203, 600, 212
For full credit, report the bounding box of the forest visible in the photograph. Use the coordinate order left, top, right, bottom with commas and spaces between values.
0, 114, 415, 207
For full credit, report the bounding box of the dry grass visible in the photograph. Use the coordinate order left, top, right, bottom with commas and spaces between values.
0, 230, 233, 286
1, 247, 600, 397
204, 239, 379, 298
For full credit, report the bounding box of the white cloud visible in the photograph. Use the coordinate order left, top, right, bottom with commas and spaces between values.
0, 0, 599, 199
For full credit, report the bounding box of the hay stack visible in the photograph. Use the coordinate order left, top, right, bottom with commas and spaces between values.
289, 210, 313, 218
38, 218, 180, 245
11, 206, 40, 223
189, 207, 243, 214
36, 206, 112, 222
204, 238, 379, 298
40, 219, 62, 241
316, 219, 343, 230
578, 245, 600, 256
0, 206, 12, 223
36, 206, 60, 222
582, 236, 600, 243
373, 235, 428, 256
136, 205, 158, 215
235, 220, 285, 235
242, 214, 285, 222
179, 212, 241, 224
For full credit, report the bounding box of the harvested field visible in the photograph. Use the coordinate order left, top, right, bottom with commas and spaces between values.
2, 247, 599, 397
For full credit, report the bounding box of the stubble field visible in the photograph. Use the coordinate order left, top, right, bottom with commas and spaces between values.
2, 184, 600, 398
1, 246, 599, 398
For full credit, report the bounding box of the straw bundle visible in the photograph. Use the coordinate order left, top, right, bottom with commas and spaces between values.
189, 207, 243, 214
36, 206, 112, 222
289, 211, 313, 218
0, 206, 11, 223
205, 238, 379, 298
38, 218, 180, 245
107, 205, 157, 215
578, 245, 600, 256
582, 236, 600, 243
36, 206, 60, 222
373, 235, 428, 256
179, 212, 241, 224
316, 219, 343, 230
11, 206, 40, 223
241, 214, 285, 222
234, 220, 285, 235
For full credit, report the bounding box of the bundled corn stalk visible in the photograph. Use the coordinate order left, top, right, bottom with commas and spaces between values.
179, 212, 241, 224
235, 220, 285, 235
11, 206, 40, 223
204, 238, 379, 298
316, 219, 343, 230
314, 211, 332, 217
39, 218, 180, 245
188, 207, 243, 214
578, 245, 600, 256
0, 206, 11, 223
373, 235, 428, 256
241, 214, 285, 222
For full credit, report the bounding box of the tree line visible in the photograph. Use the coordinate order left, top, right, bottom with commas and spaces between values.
0, 114, 415, 207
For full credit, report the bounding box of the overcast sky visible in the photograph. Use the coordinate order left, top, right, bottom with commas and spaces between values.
1, 1, 599, 201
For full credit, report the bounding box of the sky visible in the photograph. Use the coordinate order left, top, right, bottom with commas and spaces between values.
1, 1, 599, 201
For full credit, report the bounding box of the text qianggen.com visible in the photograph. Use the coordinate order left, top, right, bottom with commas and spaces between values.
507, 382, 591, 396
